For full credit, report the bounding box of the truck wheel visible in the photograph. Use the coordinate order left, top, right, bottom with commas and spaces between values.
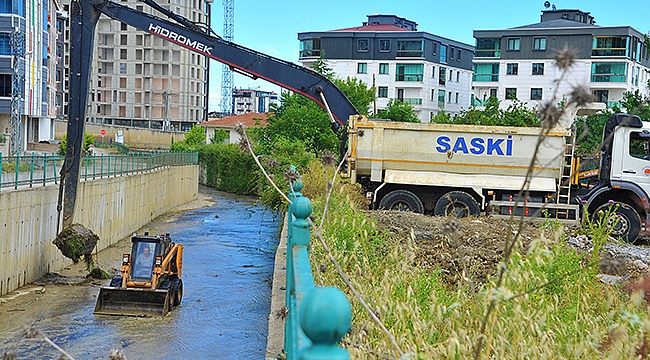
173, 279, 183, 306
378, 190, 424, 213
435, 191, 480, 218
592, 202, 641, 243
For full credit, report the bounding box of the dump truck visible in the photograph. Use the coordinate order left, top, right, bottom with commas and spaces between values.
346, 114, 650, 242
94, 232, 184, 317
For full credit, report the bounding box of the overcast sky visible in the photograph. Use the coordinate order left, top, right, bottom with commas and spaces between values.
206, 0, 649, 112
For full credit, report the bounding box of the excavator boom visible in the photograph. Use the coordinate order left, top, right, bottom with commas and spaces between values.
60, 0, 357, 228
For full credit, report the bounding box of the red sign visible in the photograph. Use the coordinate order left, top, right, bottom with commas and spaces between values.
100, 129, 106, 138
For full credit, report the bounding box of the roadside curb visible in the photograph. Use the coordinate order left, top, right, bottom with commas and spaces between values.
266, 215, 287, 359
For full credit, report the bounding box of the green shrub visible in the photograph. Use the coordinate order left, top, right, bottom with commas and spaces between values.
198, 143, 259, 195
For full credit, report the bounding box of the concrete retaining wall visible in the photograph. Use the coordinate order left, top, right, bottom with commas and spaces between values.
0, 165, 199, 296
54, 120, 187, 149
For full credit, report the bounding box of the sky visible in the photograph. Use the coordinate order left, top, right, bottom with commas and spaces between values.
206, 0, 649, 112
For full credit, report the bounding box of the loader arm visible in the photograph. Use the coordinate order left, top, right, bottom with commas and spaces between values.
60, 0, 358, 228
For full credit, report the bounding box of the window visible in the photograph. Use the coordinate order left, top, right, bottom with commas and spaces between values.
532, 63, 544, 75
457, 49, 461, 61
357, 63, 368, 74
591, 62, 627, 82
431, 89, 436, 100
379, 39, 390, 52
506, 63, 518, 75
592, 36, 628, 56
379, 63, 389, 74
0, 34, 10, 55
448, 91, 452, 103
431, 65, 435, 78
439, 67, 446, 85
449, 70, 453, 81
395, 64, 424, 81
357, 39, 369, 52
440, 45, 447, 63
629, 131, 650, 161
455, 92, 459, 104
475, 38, 501, 58
120, 49, 127, 60
299, 38, 321, 57
473, 63, 499, 82
438, 89, 445, 107
432, 42, 437, 54
120, 63, 127, 74
120, 34, 127, 45
0, 74, 11, 96
531, 88, 543, 100
450, 47, 454, 60
490, 89, 497, 97
120, 22, 127, 31
533, 37, 547, 50
505, 88, 517, 100
456, 71, 460, 82
593, 90, 609, 103
378, 86, 388, 98
397, 40, 424, 57
507, 38, 520, 51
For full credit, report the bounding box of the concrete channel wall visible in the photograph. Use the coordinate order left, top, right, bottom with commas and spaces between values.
0, 165, 199, 297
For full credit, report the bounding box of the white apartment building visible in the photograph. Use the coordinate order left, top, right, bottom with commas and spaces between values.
472, 9, 650, 109
298, 14, 474, 123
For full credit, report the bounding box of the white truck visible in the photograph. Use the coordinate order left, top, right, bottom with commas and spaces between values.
345, 114, 650, 242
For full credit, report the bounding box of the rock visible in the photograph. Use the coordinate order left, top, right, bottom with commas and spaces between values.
52, 224, 99, 263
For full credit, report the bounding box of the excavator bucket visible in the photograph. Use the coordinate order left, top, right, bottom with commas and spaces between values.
94, 287, 172, 317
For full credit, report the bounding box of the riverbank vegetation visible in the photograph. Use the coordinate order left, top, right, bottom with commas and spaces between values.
191, 56, 650, 358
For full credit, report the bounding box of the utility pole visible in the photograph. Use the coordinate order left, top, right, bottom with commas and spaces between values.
163, 91, 170, 131
219, 0, 234, 115
10, 28, 24, 155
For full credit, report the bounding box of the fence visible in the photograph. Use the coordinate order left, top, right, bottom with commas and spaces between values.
285, 174, 351, 359
0, 151, 198, 191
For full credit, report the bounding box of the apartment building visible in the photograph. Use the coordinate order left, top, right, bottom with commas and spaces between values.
0, 0, 55, 153
298, 14, 474, 122
60, 0, 212, 132
232, 88, 278, 115
472, 9, 650, 109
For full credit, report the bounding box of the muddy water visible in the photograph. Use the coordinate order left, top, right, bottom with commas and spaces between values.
0, 187, 281, 359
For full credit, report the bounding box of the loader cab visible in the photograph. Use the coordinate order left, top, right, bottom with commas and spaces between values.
129, 232, 172, 280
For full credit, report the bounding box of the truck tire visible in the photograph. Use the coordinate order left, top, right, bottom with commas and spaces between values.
173, 279, 183, 306
378, 190, 424, 213
435, 191, 480, 218
592, 202, 641, 243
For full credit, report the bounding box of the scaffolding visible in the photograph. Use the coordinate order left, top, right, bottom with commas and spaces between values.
9, 29, 24, 155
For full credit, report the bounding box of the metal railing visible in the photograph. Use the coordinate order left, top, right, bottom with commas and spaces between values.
284, 173, 351, 359
0, 151, 198, 191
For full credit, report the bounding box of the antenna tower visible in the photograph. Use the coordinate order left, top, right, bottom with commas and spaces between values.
10, 29, 24, 155
220, 0, 234, 115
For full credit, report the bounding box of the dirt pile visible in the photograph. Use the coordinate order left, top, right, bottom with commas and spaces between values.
370, 211, 560, 286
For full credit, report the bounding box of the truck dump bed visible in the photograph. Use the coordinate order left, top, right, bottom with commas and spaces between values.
349, 118, 569, 192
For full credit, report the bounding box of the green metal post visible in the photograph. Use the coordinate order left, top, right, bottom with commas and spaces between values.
14, 153, 19, 189
29, 152, 34, 187
43, 153, 47, 186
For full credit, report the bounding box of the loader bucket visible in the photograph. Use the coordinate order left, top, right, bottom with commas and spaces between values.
94, 287, 171, 317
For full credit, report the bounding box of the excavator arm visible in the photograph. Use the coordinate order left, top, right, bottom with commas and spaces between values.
60, 0, 358, 228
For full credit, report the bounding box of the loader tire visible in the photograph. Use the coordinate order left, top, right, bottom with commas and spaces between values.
378, 190, 424, 213
435, 191, 480, 218
173, 279, 183, 306
109, 276, 122, 287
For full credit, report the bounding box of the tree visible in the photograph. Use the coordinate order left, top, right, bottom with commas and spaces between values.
255, 57, 375, 155
334, 77, 375, 115
430, 97, 540, 127
170, 126, 205, 151
58, 133, 95, 156
375, 99, 420, 123
209, 128, 229, 144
